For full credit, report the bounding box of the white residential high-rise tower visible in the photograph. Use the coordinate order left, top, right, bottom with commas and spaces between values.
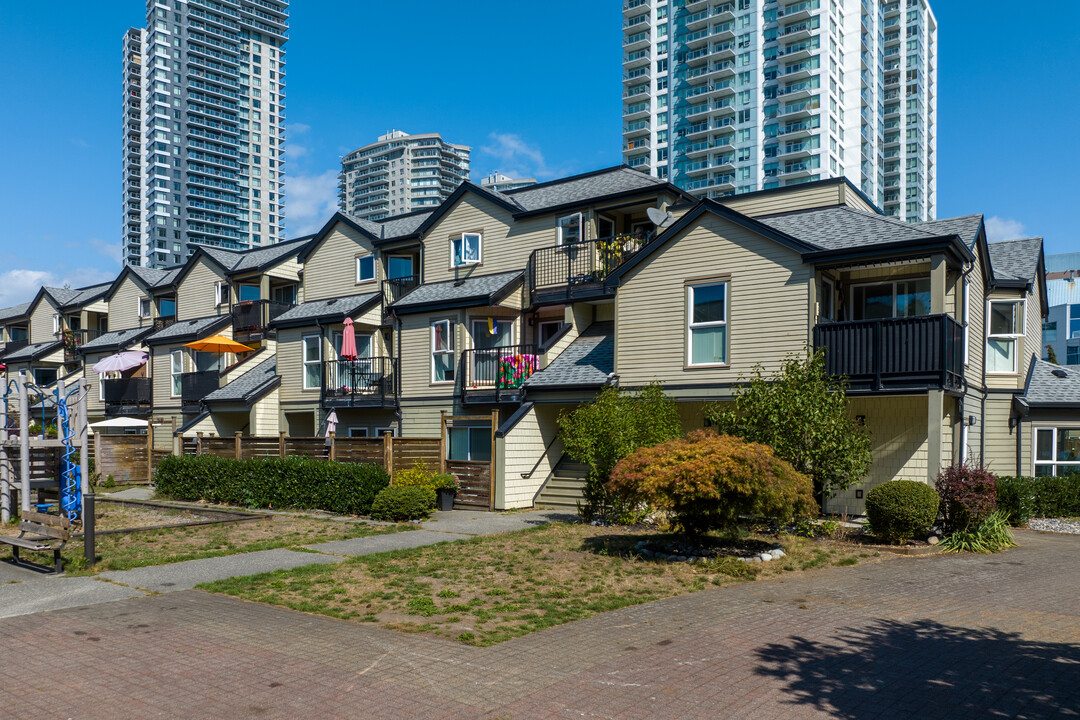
122, 0, 289, 268
621, 0, 936, 221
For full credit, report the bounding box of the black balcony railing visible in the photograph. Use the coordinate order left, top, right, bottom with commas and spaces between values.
813, 314, 965, 393
153, 315, 177, 332
527, 234, 648, 306
63, 329, 105, 361
321, 357, 397, 408
460, 344, 539, 404
382, 274, 419, 307
102, 377, 153, 417
1, 338, 29, 358
232, 299, 293, 338
180, 370, 220, 412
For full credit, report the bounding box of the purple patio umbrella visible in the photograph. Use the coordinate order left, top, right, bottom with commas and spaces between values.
92, 350, 148, 374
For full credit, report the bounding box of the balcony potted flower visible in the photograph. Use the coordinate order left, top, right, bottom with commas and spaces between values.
432, 473, 459, 511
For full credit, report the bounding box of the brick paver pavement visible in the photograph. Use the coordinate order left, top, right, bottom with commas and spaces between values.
1, 529, 1077, 719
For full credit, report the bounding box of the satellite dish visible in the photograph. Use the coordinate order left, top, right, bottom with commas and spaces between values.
647, 207, 675, 229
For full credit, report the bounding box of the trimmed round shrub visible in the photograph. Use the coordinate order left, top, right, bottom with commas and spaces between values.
935, 464, 997, 532
371, 485, 436, 522
865, 480, 939, 544
995, 476, 1037, 526
608, 429, 818, 537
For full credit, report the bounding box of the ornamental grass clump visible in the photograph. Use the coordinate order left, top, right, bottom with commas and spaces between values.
864, 480, 938, 544
935, 463, 998, 532
608, 430, 818, 538
938, 511, 1018, 554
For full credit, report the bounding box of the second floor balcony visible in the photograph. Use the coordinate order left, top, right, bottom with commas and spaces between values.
102, 377, 153, 417
321, 357, 397, 408
63, 329, 105, 362
461, 344, 539, 405
814, 314, 964, 394
180, 370, 221, 413
231, 299, 294, 341
527, 235, 648, 307
382, 275, 420, 307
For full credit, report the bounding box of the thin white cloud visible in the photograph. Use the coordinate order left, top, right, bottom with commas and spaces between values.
282, 170, 340, 236
288, 122, 311, 136
478, 132, 564, 181
985, 216, 1027, 242
0, 267, 116, 309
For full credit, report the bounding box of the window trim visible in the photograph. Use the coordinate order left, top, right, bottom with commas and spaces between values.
214, 281, 228, 308
986, 298, 1024, 375
820, 275, 835, 322
302, 333, 322, 390
431, 319, 455, 384
451, 232, 482, 268
686, 279, 730, 368
138, 297, 152, 319
375, 426, 397, 438
470, 318, 514, 350
849, 276, 932, 320
52, 314, 61, 335
557, 212, 583, 246
346, 427, 369, 438
538, 320, 564, 347
170, 349, 184, 398
355, 253, 376, 285
1033, 426, 1080, 477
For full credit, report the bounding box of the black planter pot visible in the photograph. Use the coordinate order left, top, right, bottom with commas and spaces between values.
438, 488, 455, 512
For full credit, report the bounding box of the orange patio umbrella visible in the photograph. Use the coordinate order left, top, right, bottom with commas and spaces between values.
183, 335, 254, 354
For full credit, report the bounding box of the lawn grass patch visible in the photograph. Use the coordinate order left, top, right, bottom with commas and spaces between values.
200, 522, 886, 646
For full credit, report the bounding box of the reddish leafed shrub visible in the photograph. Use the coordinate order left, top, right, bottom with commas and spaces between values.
935, 463, 998, 532
608, 430, 818, 537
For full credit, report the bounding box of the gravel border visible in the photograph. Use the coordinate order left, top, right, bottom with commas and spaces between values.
1027, 518, 1080, 535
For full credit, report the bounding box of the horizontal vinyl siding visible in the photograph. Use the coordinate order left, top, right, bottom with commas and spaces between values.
399, 311, 463, 400
110, 277, 153, 330
303, 223, 380, 302
717, 184, 842, 217
982, 394, 1019, 476
1023, 285, 1043, 380
29, 298, 58, 344
964, 260, 986, 388
500, 404, 564, 509
276, 326, 323, 405
151, 347, 184, 413
177, 259, 227, 321
251, 388, 280, 436
616, 213, 811, 388
422, 194, 557, 285
399, 401, 445, 437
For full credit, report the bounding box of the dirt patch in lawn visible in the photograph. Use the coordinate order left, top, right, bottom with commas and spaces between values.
201, 521, 902, 646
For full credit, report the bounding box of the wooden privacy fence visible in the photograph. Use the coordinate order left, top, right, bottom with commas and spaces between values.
447, 459, 491, 509
95, 434, 168, 485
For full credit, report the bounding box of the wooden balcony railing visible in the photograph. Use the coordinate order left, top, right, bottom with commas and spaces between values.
813, 314, 965, 393
102, 377, 153, 417
526, 234, 648, 306
321, 357, 397, 408
460, 344, 539, 404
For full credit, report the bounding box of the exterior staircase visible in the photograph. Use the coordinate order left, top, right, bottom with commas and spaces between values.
534, 457, 590, 511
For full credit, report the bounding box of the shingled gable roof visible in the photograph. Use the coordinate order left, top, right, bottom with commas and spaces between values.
270, 292, 381, 329
103, 264, 183, 304
1016, 357, 1080, 410
1, 340, 63, 363
0, 302, 31, 323
143, 314, 231, 346
172, 236, 311, 288
523, 322, 615, 390
79, 326, 155, 354
412, 166, 695, 236
202, 354, 279, 406
388, 271, 523, 314
296, 210, 435, 263
988, 237, 1044, 285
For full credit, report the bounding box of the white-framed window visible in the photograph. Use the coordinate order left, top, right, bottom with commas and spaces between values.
451, 232, 481, 267
820, 276, 835, 321
346, 427, 368, 438
52, 314, 61, 335
557, 213, 582, 246
1034, 427, 1080, 477
0, 327, 5, 344
138, 297, 152, 319
687, 281, 728, 366
214, 281, 228, 307
355, 254, 375, 284
448, 426, 491, 461
375, 426, 398, 438
538, 320, 564, 347
170, 350, 184, 397
302, 334, 321, 389
852, 278, 931, 320
431, 319, 455, 383
986, 299, 1023, 374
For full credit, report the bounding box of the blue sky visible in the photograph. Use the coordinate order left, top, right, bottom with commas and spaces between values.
0, 1, 1077, 308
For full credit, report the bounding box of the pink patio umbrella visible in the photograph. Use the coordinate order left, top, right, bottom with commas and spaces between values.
92, 350, 148, 374
339, 317, 358, 361
325, 410, 339, 438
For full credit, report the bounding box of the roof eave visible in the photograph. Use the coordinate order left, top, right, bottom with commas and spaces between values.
143, 314, 232, 347
510, 184, 695, 220
803, 234, 974, 266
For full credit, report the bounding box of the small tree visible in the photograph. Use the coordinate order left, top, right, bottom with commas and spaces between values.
705, 349, 872, 502
557, 383, 682, 521
609, 430, 817, 538
1046, 345, 1059, 365
935, 463, 998, 532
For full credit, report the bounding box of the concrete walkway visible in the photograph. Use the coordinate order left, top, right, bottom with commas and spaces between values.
0, 509, 573, 619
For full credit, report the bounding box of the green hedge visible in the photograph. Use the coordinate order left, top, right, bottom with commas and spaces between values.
371, 485, 435, 522
155, 454, 390, 515
865, 480, 939, 544
996, 474, 1080, 523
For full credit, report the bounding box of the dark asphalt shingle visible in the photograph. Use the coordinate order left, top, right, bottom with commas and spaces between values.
1020, 358, 1080, 407
79, 326, 154, 353
523, 322, 614, 389
271, 293, 380, 326
390, 271, 522, 312
502, 167, 667, 214
203, 355, 278, 405
756, 206, 935, 251
988, 237, 1043, 284
144, 315, 230, 345
2, 341, 62, 363
0, 302, 31, 322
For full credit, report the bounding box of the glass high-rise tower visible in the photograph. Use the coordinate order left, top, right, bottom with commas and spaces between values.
122, 0, 289, 268
621, 0, 936, 221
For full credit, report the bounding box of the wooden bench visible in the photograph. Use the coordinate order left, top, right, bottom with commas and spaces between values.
0, 511, 72, 573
